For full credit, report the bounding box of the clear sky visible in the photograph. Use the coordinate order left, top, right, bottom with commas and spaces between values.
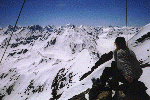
0, 0, 150, 27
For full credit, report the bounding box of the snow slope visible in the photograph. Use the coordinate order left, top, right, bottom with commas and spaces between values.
0, 24, 149, 100
128, 23, 150, 95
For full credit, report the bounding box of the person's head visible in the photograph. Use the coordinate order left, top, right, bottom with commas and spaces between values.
115, 37, 127, 50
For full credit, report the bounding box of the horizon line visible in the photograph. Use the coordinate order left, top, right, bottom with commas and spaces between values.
1, 23, 148, 28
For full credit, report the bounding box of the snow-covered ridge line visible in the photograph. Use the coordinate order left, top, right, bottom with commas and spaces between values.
0, 24, 142, 32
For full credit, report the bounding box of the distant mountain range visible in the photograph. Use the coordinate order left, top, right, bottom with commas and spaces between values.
0, 23, 149, 100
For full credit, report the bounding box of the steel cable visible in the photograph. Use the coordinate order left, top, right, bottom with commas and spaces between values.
0, 0, 26, 63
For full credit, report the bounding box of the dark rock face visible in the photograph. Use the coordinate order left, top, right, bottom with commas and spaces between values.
50, 68, 76, 100
88, 78, 150, 100
29, 25, 43, 32
8, 49, 28, 57
136, 32, 150, 43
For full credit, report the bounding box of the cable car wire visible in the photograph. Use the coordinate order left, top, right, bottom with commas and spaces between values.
0, 0, 26, 64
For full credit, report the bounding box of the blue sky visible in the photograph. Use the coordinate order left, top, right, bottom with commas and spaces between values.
0, 0, 150, 27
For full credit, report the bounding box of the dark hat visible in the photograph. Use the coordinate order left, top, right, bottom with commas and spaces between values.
115, 37, 126, 44
115, 37, 127, 50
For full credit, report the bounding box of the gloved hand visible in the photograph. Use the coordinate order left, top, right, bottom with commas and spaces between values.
125, 76, 133, 83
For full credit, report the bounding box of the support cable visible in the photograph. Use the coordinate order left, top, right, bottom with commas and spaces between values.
126, 0, 128, 46
126, 0, 127, 28
0, 0, 26, 64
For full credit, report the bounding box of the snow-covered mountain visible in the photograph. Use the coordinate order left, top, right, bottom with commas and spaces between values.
0, 24, 149, 100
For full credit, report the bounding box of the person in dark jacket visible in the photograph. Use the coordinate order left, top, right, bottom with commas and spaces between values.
112, 37, 149, 100
89, 37, 149, 100
98, 37, 143, 90
114, 37, 142, 82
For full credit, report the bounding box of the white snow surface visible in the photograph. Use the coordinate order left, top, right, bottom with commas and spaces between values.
0, 24, 149, 100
